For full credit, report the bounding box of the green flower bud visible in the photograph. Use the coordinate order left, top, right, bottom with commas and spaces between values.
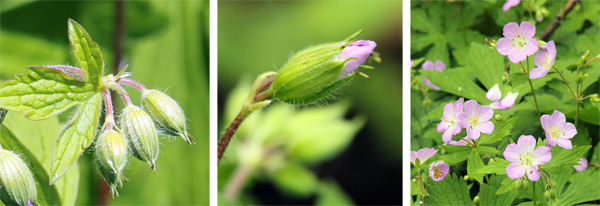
412, 178, 417, 183
121, 105, 159, 170
545, 190, 551, 201
464, 175, 470, 181
95, 129, 128, 196
494, 114, 504, 122
576, 73, 588, 84
550, 179, 557, 187
550, 188, 556, 198
590, 94, 599, 105
271, 31, 376, 105
515, 178, 522, 189
576, 50, 589, 68
522, 180, 529, 190
489, 158, 496, 164
473, 195, 480, 205
141, 89, 193, 144
422, 98, 432, 108
0, 149, 37, 206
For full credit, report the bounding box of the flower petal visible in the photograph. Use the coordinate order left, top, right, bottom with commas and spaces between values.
434, 60, 446, 72
524, 38, 539, 56
555, 138, 573, 150
562, 122, 577, 139
508, 47, 527, 63
533, 146, 552, 165
526, 165, 541, 181
534, 50, 549, 67
574, 158, 588, 172
442, 128, 454, 143
500, 92, 519, 109
422, 60, 434, 71
546, 41, 556, 59
476, 121, 494, 134
551, 110, 566, 128
490, 101, 503, 109
442, 102, 456, 119
520, 21, 536, 39
416, 148, 438, 163
487, 84, 502, 102
496, 38, 515, 56
457, 112, 469, 128
503, 143, 521, 162
506, 162, 526, 179
410, 151, 417, 164
517, 135, 536, 153
478, 106, 494, 121
467, 126, 481, 140
502, 22, 520, 38
530, 67, 549, 79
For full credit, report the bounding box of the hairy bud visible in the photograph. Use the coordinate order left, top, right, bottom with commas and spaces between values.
141, 89, 193, 144
95, 129, 128, 196
121, 105, 159, 169
0, 149, 37, 206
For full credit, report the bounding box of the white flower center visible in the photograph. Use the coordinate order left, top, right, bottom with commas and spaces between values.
519, 152, 535, 166
549, 126, 564, 139
511, 34, 528, 49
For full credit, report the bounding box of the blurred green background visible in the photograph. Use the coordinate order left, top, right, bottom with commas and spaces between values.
218, 1, 402, 205
0, 0, 209, 205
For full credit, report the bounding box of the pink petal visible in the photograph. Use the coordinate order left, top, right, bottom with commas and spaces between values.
502, 22, 520, 38
534, 50, 549, 67
442, 128, 454, 143
540, 114, 552, 132
487, 84, 502, 102
574, 158, 588, 172
517, 135, 536, 153
562, 122, 577, 139
464, 100, 479, 114
467, 126, 481, 140
434, 60, 446, 72
519, 21, 536, 39
500, 92, 519, 108
506, 162, 526, 179
478, 106, 494, 121
496, 38, 515, 56
555, 138, 572, 150
503, 143, 521, 162
546, 137, 557, 147
443, 102, 456, 119
423, 61, 434, 71
530, 67, 549, 79
546, 41, 556, 58
502, 0, 520, 12
476, 121, 495, 134
457, 112, 469, 128
430, 161, 449, 182
454, 98, 465, 110
437, 120, 449, 133
423, 77, 441, 91
416, 148, 438, 163
551, 110, 566, 128
533, 146, 552, 165
490, 101, 503, 109
410, 151, 417, 163
526, 165, 541, 181
508, 47, 527, 63
524, 38, 539, 56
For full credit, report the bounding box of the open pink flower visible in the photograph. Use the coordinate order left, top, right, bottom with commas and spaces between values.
504, 135, 552, 181
574, 158, 588, 172
530, 41, 556, 79
503, 0, 520, 12
457, 100, 494, 139
497, 22, 539, 63
429, 161, 449, 182
337, 40, 377, 78
410, 148, 438, 166
437, 98, 464, 143
486, 84, 519, 110
422, 60, 445, 91
541, 110, 576, 149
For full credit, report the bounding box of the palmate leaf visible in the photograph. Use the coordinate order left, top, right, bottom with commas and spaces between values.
480, 175, 517, 206
422, 69, 488, 103
555, 168, 600, 205
543, 145, 591, 173
67, 18, 104, 86
467, 150, 485, 184
424, 173, 473, 206
479, 117, 517, 145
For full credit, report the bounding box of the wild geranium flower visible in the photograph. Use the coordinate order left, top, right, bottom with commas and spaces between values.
504, 135, 552, 181
457, 100, 494, 139
497, 22, 539, 63
486, 84, 519, 110
437, 98, 464, 143
410, 148, 438, 166
530, 41, 556, 79
429, 161, 449, 182
541, 110, 576, 149
422, 60, 445, 91
574, 158, 588, 172
503, 0, 520, 12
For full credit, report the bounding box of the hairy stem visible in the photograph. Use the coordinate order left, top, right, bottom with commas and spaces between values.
224, 164, 252, 200
218, 109, 249, 164
102, 88, 115, 130
117, 78, 147, 93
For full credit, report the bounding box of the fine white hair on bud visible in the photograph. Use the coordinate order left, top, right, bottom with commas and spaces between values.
94, 129, 128, 196
0, 149, 37, 206
141, 89, 194, 144
120, 105, 159, 170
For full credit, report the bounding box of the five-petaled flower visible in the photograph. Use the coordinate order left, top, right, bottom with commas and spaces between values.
541, 110, 576, 149
422, 60, 445, 91
504, 135, 552, 181
530, 41, 557, 79
486, 84, 519, 110
457, 100, 494, 139
410, 148, 438, 166
429, 161, 449, 182
437, 98, 464, 143
497, 22, 539, 63
574, 158, 588, 172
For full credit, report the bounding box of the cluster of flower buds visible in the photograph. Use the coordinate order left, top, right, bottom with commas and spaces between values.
0, 149, 37, 206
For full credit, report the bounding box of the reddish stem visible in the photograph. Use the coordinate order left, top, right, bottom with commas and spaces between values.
218, 111, 247, 164
117, 78, 147, 93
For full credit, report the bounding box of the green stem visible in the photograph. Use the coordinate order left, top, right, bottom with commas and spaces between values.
533, 181, 536, 206
528, 78, 541, 117
552, 67, 577, 99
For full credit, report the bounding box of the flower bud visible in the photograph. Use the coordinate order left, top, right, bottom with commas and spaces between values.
576, 73, 588, 84
141, 89, 193, 144
121, 105, 159, 169
494, 114, 504, 122
522, 180, 529, 190
550, 188, 556, 198
473, 195, 480, 205
412, 178, 417, 183
515, 178, 522, 189
464, 175, 470, 181
95, 129, 128, 196
590, 94, 599, 105
271, 31, 376, 105
576, 50, 589, 68
488, 158, 496, 164
0, 149, 37, 206
544, 190, 551, 201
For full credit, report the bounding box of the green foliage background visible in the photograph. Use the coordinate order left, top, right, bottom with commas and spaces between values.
0, 1, 209, 205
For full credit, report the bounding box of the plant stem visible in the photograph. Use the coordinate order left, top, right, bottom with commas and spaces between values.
117, 78, 147, 92
524, 57, 541, 117
109, 83, 133, 106
540, 0, 578, 41
533, 181, 536, 206
224, 164, 252, 200
552, 67, 577, 99
0, 109, 4, 149
417, 168, 425, 205
218, 109, 249, 164
102, 88, 115, 130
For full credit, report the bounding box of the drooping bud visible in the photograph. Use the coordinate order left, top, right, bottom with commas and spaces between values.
271, 30, 377, 105
141, 89, 193, 144
120, 105, 159, 170
494, 114, 504, 122
0, 149, 37, 206
544, 190, 551, 201
94, 129, 128, 196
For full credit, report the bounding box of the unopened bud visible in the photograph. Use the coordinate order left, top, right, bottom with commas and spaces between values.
589, 94, 599, 105
464, 175, 470, 181
538, 40, 547, 50
576, 73, 588, 84
473, 196, 480, 205
95, 129, 128, 196
494, 114, 504, 122
271, 31, 376, 105
522, 180, 529, 190
577, 50, 590, 68
515, 179, 522, 189
550, 188, 556, 198
0, 149, 37, 206
489, 158, 496, 164
422, 98, 432, 108
121, 105, 159, 170
412, 178, 417, 183
545, 190, 551, 201
550, 179, 557, 187
141, 89, 193, 144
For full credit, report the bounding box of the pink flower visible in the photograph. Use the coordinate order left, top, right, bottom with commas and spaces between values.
437, 98, 464, 143
503, 0, 520, 12
457, 100, 494, 139
486, 84, 519, 110
429, 161, 449, 182
337, 40, 377, 78
574, 158, 588, 172
497, 22, 539, 63
410, 148, 438, 166
422, 60, 445, 91
530, 41, 556, 79
541, 110, 577, 149
504, 135, 552, 181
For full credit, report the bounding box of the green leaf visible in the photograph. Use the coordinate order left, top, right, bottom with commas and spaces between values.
440, 149, 471, 166
316, 180, 354, 206
424, 173, 473, 206
422, 69, 488, 103
67, 19, 104, 86
555, 169, 600, 205
0, 126, 61, 205
480, 175, 517, 206
0, 66, 97, 120
50, 92, 102, 183
477, 158, 510, 175
466, 43, 505, 90
272, 162, 318, 197
467, 150, 485, 184
496, 176, 517, 195
543, 145, 592, 173
477, 146, 500, 154
479, 117, 517, 145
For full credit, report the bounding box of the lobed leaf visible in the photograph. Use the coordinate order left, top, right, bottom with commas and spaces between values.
0, 66, 97, 120
479, 117, 517, 145
543, 145, 592, 173
555, 169, 600, 205
466, 43, 504, 90
496, 176, 517, 195
422, 69, 488, 103
477, 158, 510, 175
50, 93, 102, 184
424, 173, 473, 206
67, 19, 104, 86
467, 150, 485, 184
480, 175, 517, 206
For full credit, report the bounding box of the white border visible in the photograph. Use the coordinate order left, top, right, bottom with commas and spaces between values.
209, 0, 217, 205
402, 0, 411, 205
